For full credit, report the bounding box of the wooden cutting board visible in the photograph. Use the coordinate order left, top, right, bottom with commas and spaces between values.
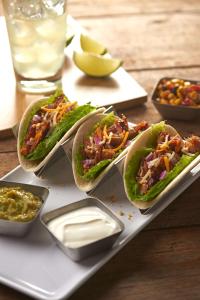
0, 15, 147, 138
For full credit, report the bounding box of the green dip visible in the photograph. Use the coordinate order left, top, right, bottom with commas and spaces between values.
0, 186, 42, 222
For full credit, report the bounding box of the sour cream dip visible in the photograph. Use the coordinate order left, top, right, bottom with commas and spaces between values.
47, 206, 121, 248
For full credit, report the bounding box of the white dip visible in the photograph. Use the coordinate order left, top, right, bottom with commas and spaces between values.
47, 206, 121, 248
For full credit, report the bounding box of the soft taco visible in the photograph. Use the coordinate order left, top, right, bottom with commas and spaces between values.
18, 90, 105, 172
123, 122, 200, 209
72, 112, 148, 192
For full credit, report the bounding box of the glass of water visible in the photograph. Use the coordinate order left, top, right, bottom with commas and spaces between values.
3, 0, 67, 93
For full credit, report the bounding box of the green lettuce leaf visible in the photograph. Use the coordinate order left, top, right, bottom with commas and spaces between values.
82, 160, 112, 181
75, 146, 111, 182
146, 121, 165, 148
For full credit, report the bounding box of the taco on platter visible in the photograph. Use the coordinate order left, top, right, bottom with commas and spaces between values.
18, 90, 105, 172
123, 122, 200, 209
72, 112, 148, 192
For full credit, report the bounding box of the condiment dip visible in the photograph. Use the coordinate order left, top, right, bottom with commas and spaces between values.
0, 186, 42, 222
47, 206, 121, 248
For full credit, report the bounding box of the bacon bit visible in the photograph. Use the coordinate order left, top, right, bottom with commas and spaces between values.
164, 156, 170, 172
112, 131, 129, 152
133, 120, 148, 134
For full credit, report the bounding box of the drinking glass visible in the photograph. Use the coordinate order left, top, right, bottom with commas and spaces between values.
3, 0, 67, 93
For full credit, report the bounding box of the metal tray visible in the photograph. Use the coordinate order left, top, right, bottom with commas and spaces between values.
0, 150, 200, 300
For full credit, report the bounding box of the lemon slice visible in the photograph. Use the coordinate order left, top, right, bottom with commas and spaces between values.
73, 52, 122, 77
80, 34, 107, 55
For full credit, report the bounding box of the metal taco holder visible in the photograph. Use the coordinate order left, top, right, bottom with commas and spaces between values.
13, 107, 200, 216
53, 123, 200, 216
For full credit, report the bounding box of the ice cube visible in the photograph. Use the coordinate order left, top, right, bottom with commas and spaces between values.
13, 46, 35, 64
7, 19, 36, 46
37, 43, 59, 64
35, 14, 66, 42
42, 0, 65, 16
9, 0, 44, 19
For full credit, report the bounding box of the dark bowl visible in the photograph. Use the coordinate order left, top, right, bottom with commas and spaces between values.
151, 77, 200, 121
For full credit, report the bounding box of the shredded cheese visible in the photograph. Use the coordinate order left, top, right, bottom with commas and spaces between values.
107, 132, 113, 144
147, 157, 161, 168
103, 125, 109, 140
164, 156, 170, 171
140, 169, 152, 184
112, 131, 129, 152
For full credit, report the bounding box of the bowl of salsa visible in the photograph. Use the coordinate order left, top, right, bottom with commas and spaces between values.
151, 77, 200, 120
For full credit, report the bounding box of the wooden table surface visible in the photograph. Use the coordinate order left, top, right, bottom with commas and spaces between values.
1, 0, 200, 299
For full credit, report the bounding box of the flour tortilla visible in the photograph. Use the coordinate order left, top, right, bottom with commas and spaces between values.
72, 113, 143, 192
123, 125, 180, 209
123, 124, 200, 209
17, 98, 105, 172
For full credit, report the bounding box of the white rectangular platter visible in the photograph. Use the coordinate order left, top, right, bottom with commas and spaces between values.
1, 150, 200, 300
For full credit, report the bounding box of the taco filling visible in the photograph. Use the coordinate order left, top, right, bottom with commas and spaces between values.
137, 133, 200, 195
20, 91, 96, 161
76, 113, 148, 181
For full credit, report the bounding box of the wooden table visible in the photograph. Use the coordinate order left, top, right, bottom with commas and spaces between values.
1, 0, 200, 299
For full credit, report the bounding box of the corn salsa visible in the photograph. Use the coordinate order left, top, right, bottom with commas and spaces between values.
156, 78, 200, 107
0, 186, 42, 222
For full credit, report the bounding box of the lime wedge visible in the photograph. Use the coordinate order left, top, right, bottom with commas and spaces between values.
80, 34, 107, 55
73, 52, 122, 77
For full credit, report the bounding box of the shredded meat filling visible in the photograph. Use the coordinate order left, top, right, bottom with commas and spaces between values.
82, 115, 148, 173
136, 132, 200, 195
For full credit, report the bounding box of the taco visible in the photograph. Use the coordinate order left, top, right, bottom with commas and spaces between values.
18, 90, 105, 172
72, 112, 148, 192
123, 122, 200, 209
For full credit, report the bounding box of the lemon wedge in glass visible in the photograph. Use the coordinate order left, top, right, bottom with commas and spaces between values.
80, 34, 107, 55
73, 51, 122, 77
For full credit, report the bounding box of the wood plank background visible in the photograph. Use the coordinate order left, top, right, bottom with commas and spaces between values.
0, 0, 200, 299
